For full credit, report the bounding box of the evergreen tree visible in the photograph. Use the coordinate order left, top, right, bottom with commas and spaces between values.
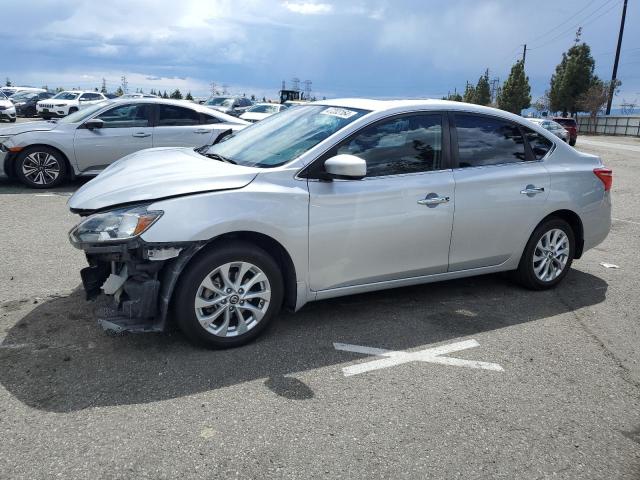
163, 90, 169, 98
463, 82, 476, 103
497, 60, 531, 114
115, 86, 124, 96
5, 77, 11, 87
549, 43, 596, 115
474, 69, 491, 106
170, 89, 182, 99
185, 91, 194, 100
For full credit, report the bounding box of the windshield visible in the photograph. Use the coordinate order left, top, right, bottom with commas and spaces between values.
58, 102, 110, 123
247, 104, 279, 114
10, 91, 36, 101
205, 97, 234, 107
54, 91, 80, 100
0, 92, 7, 100
204, 105, 369, 168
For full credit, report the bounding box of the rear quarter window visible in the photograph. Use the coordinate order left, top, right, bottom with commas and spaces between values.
522, 127, 554, 160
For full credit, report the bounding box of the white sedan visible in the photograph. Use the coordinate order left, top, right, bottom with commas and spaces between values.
239, 103, 287, 123
0, 98, 248, 188
527, 118, 569, 142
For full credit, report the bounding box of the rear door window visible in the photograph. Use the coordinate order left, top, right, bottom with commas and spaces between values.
523, 127, 554, 160
454, 114, 526, 167
158, 105, 201, 126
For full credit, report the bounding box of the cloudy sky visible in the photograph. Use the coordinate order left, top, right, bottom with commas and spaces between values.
1, 0, 638, 105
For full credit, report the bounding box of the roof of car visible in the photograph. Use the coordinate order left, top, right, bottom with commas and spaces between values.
313, 98, 529, 123
100, 98, 248, 123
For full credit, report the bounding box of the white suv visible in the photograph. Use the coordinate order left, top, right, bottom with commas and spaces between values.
37, 91, 107, 119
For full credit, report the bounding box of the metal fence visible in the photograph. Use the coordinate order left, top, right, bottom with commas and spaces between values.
576, 115, 640, 137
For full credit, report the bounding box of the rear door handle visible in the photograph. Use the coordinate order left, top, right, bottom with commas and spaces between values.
193, 129, 210, 134
132, 132, 151, 138
520, 185, 545, 195
417, 195, 450, 206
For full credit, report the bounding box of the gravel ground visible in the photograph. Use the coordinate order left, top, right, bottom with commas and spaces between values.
0, 134, 638, 479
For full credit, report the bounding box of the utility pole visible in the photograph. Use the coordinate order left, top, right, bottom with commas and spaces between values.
606, 0, 627, 115
522, 44, 527, 66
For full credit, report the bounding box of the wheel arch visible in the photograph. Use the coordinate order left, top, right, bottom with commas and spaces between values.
172, 230, 298, 313
537, 209, 585, 259
13, 144, 75, 180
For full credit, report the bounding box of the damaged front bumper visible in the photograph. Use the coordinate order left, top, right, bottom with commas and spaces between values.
75, 239, 203, 334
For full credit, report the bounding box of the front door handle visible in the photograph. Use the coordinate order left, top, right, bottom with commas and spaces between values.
417, 195, 450, 206
193, 129, 210, 134
132, 132, 151, 138
520, 185, 545, 195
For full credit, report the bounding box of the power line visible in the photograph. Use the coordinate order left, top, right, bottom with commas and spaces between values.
528, 0, 622, 51
525, 0, 601, 46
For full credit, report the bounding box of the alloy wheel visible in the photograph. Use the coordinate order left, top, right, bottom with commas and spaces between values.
532, 228, 570, 282
21, 151, 61, 186
194, 261, 271, 337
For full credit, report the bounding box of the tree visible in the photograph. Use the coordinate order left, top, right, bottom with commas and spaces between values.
185, 91, 194, 100
463, 82, 476, 103
549, 43, 596, 116
163, 90, 169, 99
578, 79, 621, 132
115, 86, 124, 96
497, 60, 531, 114
444, 91, 462, 102
474, 69, 491, 106
251, 94, 256, 101
101, 78, 107, 94
5, 77, 11, 87
170, 89, 182, 99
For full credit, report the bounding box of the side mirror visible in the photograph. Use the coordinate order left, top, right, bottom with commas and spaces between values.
84, 118, 104, 130
324, 154, 366, 180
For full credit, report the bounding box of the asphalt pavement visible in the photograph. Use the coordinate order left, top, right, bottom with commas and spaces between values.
0, 133, 639, 479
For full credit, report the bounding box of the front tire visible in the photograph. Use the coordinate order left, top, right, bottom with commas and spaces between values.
513, 218, 575, 290
15, 146, 67, 189
9, 118, 16, 123
569, 139, 576, 146
173, 242, 284, 348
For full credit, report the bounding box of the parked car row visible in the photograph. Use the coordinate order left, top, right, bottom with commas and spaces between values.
527, 117, 578, 146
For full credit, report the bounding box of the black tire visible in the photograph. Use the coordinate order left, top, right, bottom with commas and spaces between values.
41, 116, 51, 120
68, 107, 78, 114
512, 217, 575, 290
14, 146, 67, 189
173, 241, 284, 349
9, 118, 16, 123
569, 138, 576, 146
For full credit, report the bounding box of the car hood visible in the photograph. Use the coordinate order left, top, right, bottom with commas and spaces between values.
0, 120, 58, 135
39, 99, 76, 105
68, 147, 262, 211
240, 112, 270, 121
0, 99, 13, 108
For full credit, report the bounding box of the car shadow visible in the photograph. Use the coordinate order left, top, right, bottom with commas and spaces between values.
0, 177, 89, 194
0, 270, 606, 412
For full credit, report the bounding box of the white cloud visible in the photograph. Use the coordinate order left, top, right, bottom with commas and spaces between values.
283, 2, 333, 15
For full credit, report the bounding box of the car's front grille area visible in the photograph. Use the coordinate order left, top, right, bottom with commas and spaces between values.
39, 104, 55, 109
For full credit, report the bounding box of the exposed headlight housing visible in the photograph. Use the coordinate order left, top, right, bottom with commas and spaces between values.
69, 205, 163, 243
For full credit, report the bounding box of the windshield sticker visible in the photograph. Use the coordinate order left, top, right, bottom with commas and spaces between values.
320, 107, 358, 119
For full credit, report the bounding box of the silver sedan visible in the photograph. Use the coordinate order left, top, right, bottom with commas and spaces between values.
68, 99, 612, 348
0, 98, 248, 188
527, 118, 569, 142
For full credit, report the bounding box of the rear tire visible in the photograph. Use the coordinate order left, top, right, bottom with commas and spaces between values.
569, 139, 576, 146
173, 242, 284, 349
15, 146, 67, 189
512, 217, 575, 290
9, 118, 16, 123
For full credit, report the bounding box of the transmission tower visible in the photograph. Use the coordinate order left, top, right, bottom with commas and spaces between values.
210, 82, 217, 96
490, 77, 500, 104
120, 75, 128, 94
620, 99, 636, 115
291, 77, 300, 92
302, 80, 312, 100
222, 84, 230, 95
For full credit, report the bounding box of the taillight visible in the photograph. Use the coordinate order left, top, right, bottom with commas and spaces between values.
594, 167, 613, 191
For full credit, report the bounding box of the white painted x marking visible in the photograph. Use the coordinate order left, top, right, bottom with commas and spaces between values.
334, 339, 504, 376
